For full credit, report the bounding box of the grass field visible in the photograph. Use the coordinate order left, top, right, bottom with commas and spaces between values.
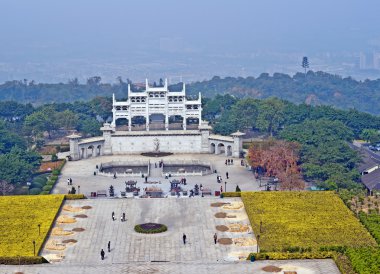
0, 195, 64, 256
241, 191, 377, 252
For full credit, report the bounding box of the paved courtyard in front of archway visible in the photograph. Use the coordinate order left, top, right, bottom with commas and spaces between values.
53, 153, 261, 197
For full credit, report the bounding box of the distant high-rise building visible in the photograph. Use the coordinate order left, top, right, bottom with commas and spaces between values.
373, 52, 380, 70
359, 52, 367, 69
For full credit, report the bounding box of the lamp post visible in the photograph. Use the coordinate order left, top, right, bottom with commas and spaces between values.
225, 181, 227, 193
38, 224, 41, 235
256, 234, 260, 253
32, 240, 36, 256
26, 182, 31, 195
78, 185, 80, 194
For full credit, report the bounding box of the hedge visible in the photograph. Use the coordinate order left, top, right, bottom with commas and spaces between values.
52, 170, 60, 176
40, 191, 50, 195
31, 182, 43, 189
33, 175, 47, 185
29, 188, 42, 195
64, 194, 86, 200
0, 256, 48, 265
221, 192, 241, 198
134, 223, 168, 234
42, 185, 52, 191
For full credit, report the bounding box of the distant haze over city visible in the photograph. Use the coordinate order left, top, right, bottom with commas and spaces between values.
1, 0, 380, 83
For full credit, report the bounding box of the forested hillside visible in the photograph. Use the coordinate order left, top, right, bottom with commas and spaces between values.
1, 71, 380, 114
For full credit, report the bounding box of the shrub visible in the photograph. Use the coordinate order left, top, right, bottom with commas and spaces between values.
52, 170, 60, 176
221, 192, 241, 198
64, 194, 85, 200
49, 175, 58, 182
31, 183, 43, 189
40, 191, 50, 195
236, 185, 241, 192
33, 175, 47, 185
46, 180, 55, 186
29, 188, 42, 195
0, 256, 48, 265
42, 185, 52, 191
51, 154, 58, 162
134, 223, 167, 234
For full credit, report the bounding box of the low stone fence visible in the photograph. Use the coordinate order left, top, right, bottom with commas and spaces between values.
162, 160, 213, 177
98, 160, 150, 177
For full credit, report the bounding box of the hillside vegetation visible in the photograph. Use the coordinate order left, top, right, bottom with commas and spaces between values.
2, 71, 380, 114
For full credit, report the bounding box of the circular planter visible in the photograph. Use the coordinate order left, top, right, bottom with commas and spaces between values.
134, 223, 168, 234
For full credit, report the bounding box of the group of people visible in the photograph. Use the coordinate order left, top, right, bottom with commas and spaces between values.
100, 241, 111, 260
179, 178, 187, 185
66, 178, 73, 185
181, 233, 218, 245
225, 159, 234, 165
112, 211, 126, 222
155, 160, 164, 168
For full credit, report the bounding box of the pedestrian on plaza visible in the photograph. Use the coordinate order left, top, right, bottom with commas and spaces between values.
214, 233, 218, 244
184, 178, 187, 185
226, 172, 229, 179
227, 159, 230, 165
183, 233, 187, 245
123, 212, 126, 222
112, 211, 115, 221
231, 159, 233, 165
220, 186, 223, 193
67, 178, 70, 185
120, 215, 123, 222
113, 173, 117, 179
145, 176, 148, 183
225, 160, 227, 165
155, 162, 157, 168
101, 249, 105, 260
70, 178, 73, 185
108, 241, 111, 252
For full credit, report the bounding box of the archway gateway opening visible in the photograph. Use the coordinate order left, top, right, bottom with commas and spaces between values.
131, 116, 146, 131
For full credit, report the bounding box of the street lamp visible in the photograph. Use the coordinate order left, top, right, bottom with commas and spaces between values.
32, 240, 36, 256
224, 181, 227, 192
26, 182, 31, 195
38, 224, 41, 235
78, 185, 80, 194
256, 234, 260, 253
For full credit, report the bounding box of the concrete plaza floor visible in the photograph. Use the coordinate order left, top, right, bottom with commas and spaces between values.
53, 153, 261, 197
1, 198, 341, 274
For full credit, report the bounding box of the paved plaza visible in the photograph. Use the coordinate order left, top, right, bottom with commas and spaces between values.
1, 198, 340, 274
0, 260, 341, 274
53, 154, 261, 197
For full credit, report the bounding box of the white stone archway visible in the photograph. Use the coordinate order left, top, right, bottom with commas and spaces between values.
216, 143, 225, 155
210, 143, 216, 154
226, 145, 232, 156
87, 145, 94, 157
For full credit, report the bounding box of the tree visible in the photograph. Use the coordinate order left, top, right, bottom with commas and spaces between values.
247, 139, 304, 190
360, 129, 380, 144
0, 180, 14, 195
55, 110, 79, 130
302, 56, 309, 74
256, 98, 285, 136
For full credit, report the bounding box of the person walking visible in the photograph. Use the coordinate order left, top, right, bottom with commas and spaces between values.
112, 211, 115, 221
101, 249, 105, 260
69, 178, 73, 185
108, 241, 111, 252
183, 233, 187, 245
67, 178, 70, 186
214, 233, 218, 244
123, 212, 126, 222
226, 172, 229, 179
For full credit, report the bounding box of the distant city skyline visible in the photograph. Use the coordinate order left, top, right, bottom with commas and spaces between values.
0, 0, 380, 82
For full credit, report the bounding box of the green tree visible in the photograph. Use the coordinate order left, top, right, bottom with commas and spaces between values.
256, 98, 285, 136
55, 110, 79, 130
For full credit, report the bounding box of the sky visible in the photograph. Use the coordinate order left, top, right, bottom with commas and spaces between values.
0, 0, 380, 82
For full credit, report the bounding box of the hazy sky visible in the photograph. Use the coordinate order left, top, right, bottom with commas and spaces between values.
0, 0, 380, 81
